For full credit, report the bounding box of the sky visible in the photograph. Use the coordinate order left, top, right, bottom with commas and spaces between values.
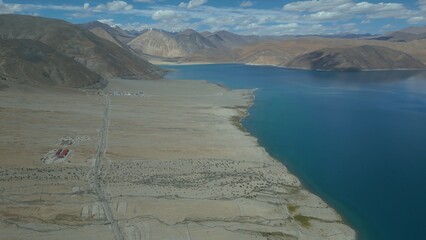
1, 0, 425, 35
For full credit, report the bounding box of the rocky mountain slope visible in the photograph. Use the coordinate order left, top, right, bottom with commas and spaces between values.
201, 30, 260, 49
76, 19, 426, 71
79, 21, 136, 48
0, 14, 163, 80
129, 29, 222, 59
373, 31, 426, 42
287, 45, 426, 71
234, 39, 333, 66
124, 26, 426, 71
232, 38, 426, 69
129, 29, 187, 58
371, 26, 426, 42
0, 39, 104, 88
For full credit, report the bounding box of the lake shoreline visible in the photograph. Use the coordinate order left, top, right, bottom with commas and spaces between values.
0, 77, 355, 239
165, 63, 426, 239
155, 60, 426, 72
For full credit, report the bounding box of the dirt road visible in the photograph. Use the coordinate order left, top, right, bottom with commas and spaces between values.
92, 93, 123, 240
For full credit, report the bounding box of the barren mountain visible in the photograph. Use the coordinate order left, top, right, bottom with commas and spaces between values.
175, 29, 217, 52
398, 26, 426, 35
235, 39, 337, 65
372, 31, 426, 42
74, 18, 426, 71
79, 21, 135, 47
371, 25, 426, 42
202, 30, 259, 49
129, 29, 187, 58
0, 39, 104, 88
129, 29, 232, 61
287, 45, 426, 71
232, 38, 426, 68
0, 14, 163, 79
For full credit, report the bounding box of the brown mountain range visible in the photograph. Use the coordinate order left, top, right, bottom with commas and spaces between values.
234, 38, 426, 69
287, 45, 426, 71
79, 21, 136, 48
0, 39, 105, 88
90, 22, 426, 71
0, 14, 164, 80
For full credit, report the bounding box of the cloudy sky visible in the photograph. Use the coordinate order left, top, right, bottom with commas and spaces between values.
1, 0, 425, 35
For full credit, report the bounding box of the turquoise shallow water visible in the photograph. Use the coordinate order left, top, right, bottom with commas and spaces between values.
165, 64, 426, 240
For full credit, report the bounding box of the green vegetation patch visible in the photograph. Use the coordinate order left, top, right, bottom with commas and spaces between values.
287, 204, 299, 214
294, 214, 311, 228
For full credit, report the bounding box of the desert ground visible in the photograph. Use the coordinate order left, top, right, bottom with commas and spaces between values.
0, 78, 355, 240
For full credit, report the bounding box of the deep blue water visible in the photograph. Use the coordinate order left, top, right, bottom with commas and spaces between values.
165, 64, 426, 240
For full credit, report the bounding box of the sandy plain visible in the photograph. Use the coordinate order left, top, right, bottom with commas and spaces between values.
0, 78, 355, 240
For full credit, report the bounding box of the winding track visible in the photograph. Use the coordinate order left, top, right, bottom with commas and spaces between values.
92, 93, 123, 240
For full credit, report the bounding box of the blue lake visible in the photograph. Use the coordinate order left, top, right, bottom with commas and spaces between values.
165, 64, 426, 240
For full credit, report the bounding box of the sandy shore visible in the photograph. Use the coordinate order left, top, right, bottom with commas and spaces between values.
0, 79, 355, 239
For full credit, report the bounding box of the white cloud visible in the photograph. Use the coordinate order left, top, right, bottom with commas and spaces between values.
0, 0, 424, 35
381, 24, 393, 30
283, 0, 350, 12
178, 0, 207, 9
178, 2, 188, 8
240, 1, 254, 7
133, 0, 155, 3
419, 0, 426, 11
95, 1, 133, 12
152, 10, 178, 21
188, 0, 207, 9
98, 18, 117, 26
408, 16, 425, 23
107, 1, 133, 11
283, 0, 410, 21
0, 1, 23, 13
309, 11, 345, 21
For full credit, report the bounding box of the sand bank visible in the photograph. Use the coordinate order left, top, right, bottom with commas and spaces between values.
0, 79, 355, 239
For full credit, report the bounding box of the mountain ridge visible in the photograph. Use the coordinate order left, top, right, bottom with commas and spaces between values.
78, 21, 136, 48
0, 14, 164, 80
287, 45, 426, 71
0, 39, 105, 88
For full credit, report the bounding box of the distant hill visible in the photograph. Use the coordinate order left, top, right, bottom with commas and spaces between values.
129, 29, 226, 60
125, 27, 266, 61
371, 25, 426, 42
201, 30, 260, 49
397, 26, 426, 35
372, 31, 426, 42
0, 39, 104, 88
75, 19, 426, 71
0, 14, 164, 80
78, 21, 135, 47
234, 39, 334, 66
175, 29, 217, 52
287, 45, 426, 71
312, 33, 374, 39
230, 37, 426, 68
129, 29, 187, 58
